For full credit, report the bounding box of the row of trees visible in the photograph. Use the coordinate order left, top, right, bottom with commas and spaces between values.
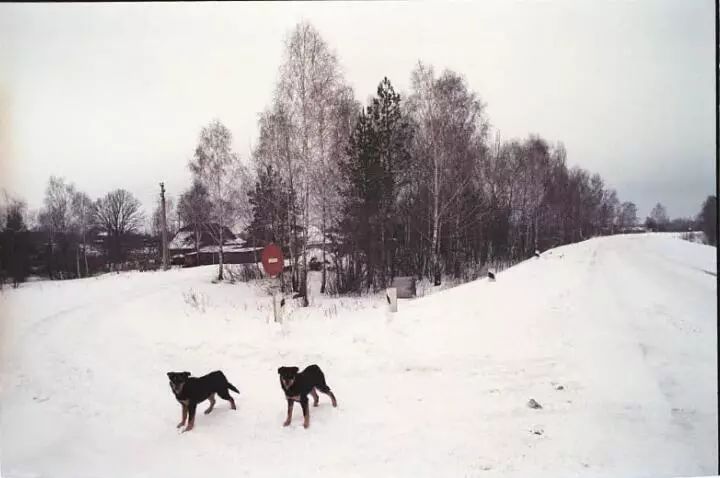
0, 194, 31, 287
697, 196, 718, 245
242, 22, 649, 294
2, 21, 715, 292
37, 177, 145, 279
0, 178, 150, 285
191, 21, 714, 296
0, 175, 200, 286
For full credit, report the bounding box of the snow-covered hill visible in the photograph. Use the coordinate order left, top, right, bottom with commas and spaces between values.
0, 233, 716, 478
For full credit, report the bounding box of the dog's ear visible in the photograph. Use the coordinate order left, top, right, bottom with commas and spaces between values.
167, 372, 173, 379
277, 367, 284, 374
290, 367, 299, 374
182, 372, 191, 379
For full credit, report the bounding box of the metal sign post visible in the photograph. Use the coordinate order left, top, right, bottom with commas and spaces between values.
271, 290, 282, 323
261, 243, 285, 323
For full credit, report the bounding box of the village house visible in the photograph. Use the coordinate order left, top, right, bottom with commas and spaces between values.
169, 224, 263, 267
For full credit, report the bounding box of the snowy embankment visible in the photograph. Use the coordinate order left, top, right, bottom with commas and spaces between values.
0, 233, 716, 478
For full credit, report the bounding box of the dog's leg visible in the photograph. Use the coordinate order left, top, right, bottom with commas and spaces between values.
177, 403, 188, 428
283, 399, 294, 427
218, 388, 236, 410
183, 403, 197, 433
310, 388, 319, 407
204, 394, 216, 415
300, 398, 310, 428
317, 384, 337, 407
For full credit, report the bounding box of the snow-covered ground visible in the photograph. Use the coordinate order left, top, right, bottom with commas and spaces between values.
0, 233, 716, 478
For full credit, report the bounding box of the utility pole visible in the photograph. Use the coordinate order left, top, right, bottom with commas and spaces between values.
160, 182, 170, 271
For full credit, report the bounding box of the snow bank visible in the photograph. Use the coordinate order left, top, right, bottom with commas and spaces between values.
0, 234, 716, 477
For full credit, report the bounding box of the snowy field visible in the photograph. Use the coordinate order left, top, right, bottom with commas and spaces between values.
0, 233, 716, 478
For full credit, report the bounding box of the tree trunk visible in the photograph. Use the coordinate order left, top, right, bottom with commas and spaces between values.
431, 154, 441, 286
454, 212, 461, 278
287, 192, 297, 292
48, 230, 55, 280
319, 109, 328, 296
113, 232, 121, 270
432, 213, 441, 285
301, 185, 309, 307
194, 224, 201, 267
380, 224, 386, 289
321, 203, 327, 294
299, 58, 310, 307
217, 226, 224, 281
82, 230, 89, 277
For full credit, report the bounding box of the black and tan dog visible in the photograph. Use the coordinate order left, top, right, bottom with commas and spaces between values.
278, 364, 337, 429
167, 370, 239, 432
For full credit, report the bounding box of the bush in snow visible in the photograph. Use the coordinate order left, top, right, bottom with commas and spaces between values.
183, 289, 208, 313
223, 264, 263, 283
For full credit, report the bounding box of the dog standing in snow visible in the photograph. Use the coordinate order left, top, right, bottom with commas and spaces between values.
278, 365, 337, 429
167, 370, 240, 433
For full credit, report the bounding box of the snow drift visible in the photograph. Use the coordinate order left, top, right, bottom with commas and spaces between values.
0, 233, 716, 477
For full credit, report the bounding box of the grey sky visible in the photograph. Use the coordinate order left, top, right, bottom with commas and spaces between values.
0, 1, 715, 224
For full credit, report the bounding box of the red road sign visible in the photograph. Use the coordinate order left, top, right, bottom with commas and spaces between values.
261, 243, 284, 277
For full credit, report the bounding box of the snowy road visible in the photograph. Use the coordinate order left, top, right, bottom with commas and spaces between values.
0, 233, 716, 477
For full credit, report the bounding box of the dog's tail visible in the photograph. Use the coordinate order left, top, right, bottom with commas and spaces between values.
227, 382, 240, 394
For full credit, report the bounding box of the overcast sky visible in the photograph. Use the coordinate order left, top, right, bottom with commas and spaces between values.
0, 0, 715, 223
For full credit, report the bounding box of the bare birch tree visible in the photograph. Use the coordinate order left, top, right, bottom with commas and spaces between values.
71, 190, 93, 277
619, 202, 638, 229
407, 62, 489, 284
178, 180, 211, 264
265, 21, 349, 303
189, 119, 247, 281
39, 176, 76, 279
254, 104, 301, 290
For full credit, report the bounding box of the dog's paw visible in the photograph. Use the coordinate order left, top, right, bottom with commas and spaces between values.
181, 426, 193, 433
176, 422, 185, 429
283, 421, 291, 427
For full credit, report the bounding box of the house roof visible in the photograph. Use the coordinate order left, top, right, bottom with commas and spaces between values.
169, 231, 195, 250
194, 245, 263, 254
168, 223, 239, 251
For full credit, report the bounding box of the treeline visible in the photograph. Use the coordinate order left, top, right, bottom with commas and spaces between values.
0, 181, 159, 286
241, 22, 703, 296
2, 21, 716, 292
0, 175, 196, 288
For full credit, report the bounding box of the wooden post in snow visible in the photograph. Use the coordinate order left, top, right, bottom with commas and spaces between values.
386, 287, 398, 313
272, 289, 283, 323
